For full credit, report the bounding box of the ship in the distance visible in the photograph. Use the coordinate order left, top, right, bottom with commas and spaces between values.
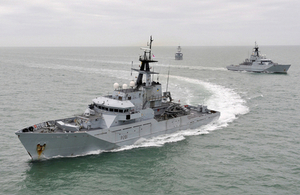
15, 36, 220, 160
175, 45, 183, 60
227, 42, 291, 73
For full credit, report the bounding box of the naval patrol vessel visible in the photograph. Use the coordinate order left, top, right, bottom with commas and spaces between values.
175, 45, 183, 60
227, 42, 291, 73
16, 36, 220, 160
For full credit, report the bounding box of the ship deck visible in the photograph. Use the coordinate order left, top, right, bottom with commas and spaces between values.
17, 105, 218, 135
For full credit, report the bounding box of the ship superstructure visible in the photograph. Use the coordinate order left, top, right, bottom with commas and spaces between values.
175, 46, 183, 60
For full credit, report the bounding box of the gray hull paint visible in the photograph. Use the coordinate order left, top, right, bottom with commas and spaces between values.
16, 112, 219, 160
226, 64, 291, 73
15, 36, 220, 161
227, 43, 291, 73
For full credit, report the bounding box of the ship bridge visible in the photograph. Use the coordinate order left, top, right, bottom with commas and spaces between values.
92, 96, 134, 113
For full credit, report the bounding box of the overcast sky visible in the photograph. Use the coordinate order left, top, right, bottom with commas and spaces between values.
1, 0, 299, 47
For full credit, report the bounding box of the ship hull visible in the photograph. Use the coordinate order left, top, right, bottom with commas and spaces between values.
175, 53, 183, 60
226, 64, 291, 73
16, 112, 220, 160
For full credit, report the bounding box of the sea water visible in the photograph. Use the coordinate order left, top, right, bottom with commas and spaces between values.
0, 46, 299, 194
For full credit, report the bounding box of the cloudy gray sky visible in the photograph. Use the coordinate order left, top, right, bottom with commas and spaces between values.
1, 0, 299, 47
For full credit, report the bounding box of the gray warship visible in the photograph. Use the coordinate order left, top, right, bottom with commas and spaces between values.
16, 36, 220, 160
227, 42, 291, 73
175, 46, 183, 60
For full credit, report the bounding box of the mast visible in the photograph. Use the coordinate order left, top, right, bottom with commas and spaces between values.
254, 42, 259, 57
133, 36, 158, 89
149, 36, 153, 60
166, 69, 170, 92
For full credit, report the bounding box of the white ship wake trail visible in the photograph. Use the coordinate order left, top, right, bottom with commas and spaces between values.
155, 63, 227, 71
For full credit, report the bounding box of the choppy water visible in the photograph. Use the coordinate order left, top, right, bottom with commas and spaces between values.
0, 46, 299, 194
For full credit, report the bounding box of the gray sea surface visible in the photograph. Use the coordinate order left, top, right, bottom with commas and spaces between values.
0, 46, 299, 194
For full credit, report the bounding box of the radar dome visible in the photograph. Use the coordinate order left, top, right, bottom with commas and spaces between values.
122, 84, 128, 89
130, 81, 135, 88
113, 83, 119, 90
